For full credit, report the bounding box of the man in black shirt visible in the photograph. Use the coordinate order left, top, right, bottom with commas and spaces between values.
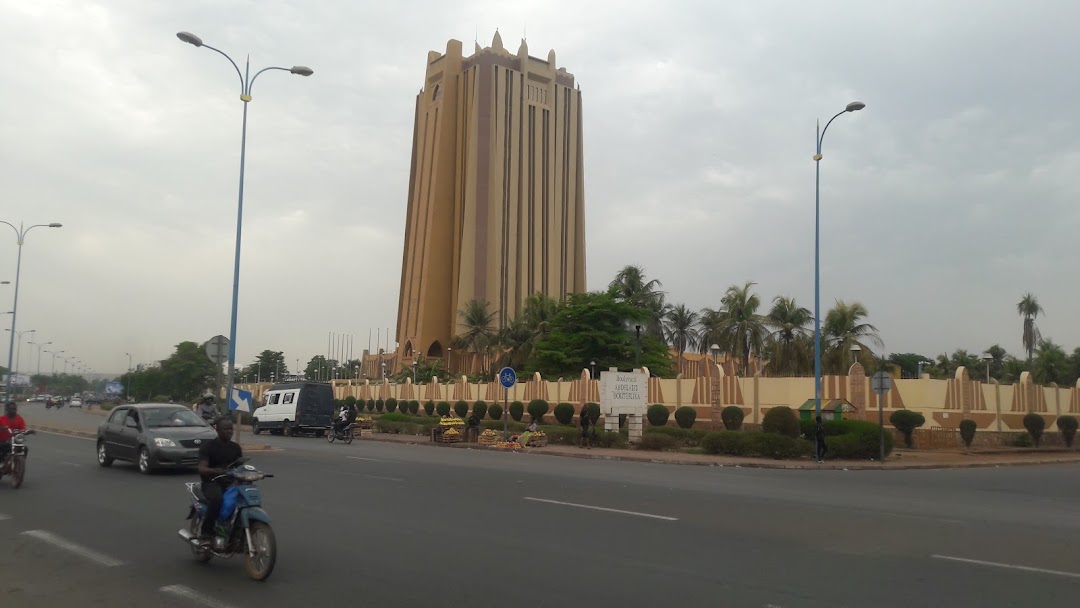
197, 418, 243, 541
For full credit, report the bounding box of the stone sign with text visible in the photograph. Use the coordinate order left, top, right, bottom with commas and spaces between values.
600, 369, 648, 415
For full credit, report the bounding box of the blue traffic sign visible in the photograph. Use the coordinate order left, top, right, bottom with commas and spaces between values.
498, 367, 517, 389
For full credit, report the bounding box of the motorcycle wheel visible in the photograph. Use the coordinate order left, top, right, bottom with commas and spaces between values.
326, 430, 336, 443
12, 457, 25, 489
345, 430, 354, 445
243, 522, 277, 581
189, 518, 212, 563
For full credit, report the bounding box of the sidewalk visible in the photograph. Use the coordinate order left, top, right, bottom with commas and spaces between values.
350, 431, 1080, 470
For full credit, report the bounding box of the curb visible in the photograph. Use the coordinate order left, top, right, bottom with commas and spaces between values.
30, 425, 280, 453
355, 432, 1080, 471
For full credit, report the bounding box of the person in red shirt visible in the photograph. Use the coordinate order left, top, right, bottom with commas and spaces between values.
0, 401, 29, 463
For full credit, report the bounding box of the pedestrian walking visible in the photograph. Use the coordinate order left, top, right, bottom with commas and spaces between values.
580, 404, 593, 449
814, 415, 827, 463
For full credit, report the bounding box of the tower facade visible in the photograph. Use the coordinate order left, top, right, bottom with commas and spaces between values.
396, 33, 587, 361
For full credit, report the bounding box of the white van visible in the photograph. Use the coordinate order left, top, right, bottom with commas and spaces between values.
250, 382, 334, 437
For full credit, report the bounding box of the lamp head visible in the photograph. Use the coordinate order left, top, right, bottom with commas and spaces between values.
177, 31, 204, 47
48, 223, 62, 228
290, 66, 314, 77
845, 101, 866, 112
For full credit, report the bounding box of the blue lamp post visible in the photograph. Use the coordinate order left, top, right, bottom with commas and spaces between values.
2, 221, 61, 395
813, 101, 865, 420
176, 31, 312, 412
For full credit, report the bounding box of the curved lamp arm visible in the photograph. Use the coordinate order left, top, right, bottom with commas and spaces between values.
202, 44, 246, 94
248, 65, 314, 97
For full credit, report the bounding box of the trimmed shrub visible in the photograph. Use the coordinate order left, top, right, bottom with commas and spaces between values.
423, 400, 435, 416
1012, 433, 1034, 448
799, 418, 879, 440
472, 400, 488, 419
380, 412, 410, 422
889, 409, 926, 448
674, 406, 697, 429
488, 403, 503, 420
959, 419, 977, 448
436, 401, 451, 417
644, 426, 708, 447
1023, 412, 1046, 447
1057, 415, 1078, 448
366, 399, 375, 412
637, 432, 679, 451
700, 431, 811, 459
553, 402, 575, 425
527, 399, 549, 423
585, 402, 601, 424
646, 404, 670, 427
375, 399, 385, 412
595, 429, 629, 449
344, 396, 357, 407
720, 406, 744, 431
827, 425, 893, 460
762, 406, 799, 438
385, 397, 398, 413
454, 400, 469, 418
409, 400, 420, 414
509, 401, 524, 421
481, 419, 525, 432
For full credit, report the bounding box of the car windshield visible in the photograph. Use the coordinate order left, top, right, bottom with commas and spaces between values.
144, 408, 208, 428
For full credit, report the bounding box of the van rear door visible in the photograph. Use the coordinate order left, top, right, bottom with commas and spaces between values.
297, 384, 334, 428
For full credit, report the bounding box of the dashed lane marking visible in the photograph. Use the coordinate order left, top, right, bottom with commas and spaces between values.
160, 585, 239, 608
347, 456, 387, 462
365, 474, 405, 482
932, 554, 1080, 579
523, 497, 678, 521
21, 530, 123, 567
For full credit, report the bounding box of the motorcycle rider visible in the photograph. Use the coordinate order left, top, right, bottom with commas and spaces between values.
195, 395, 218, 424
333, 402, 356, 436
0, 401, 29, 463
196, 418, 243, 544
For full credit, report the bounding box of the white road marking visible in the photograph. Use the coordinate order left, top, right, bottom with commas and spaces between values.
160, 585, 238, 608
881, 512, 964, 524
60, 461, 83, 467
21, 530, 123, 567
523, 497, 678, 521
347, 456, 386, 462
0, 513, 10, 521
365, 474, 405, 482
932, 555, 1080, 579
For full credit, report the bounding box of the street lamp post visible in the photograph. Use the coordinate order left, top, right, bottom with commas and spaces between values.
590, 360, 596, 379
412, 360, 418, 384
176, 31, 312, 416
710, 344, 720, 368
5, 329, 36, 381
634, 325, 642, 369
2, 221, 62, 394
982, 354, 993, 383
917, 359, 931, 379
850, 343, 862, 369
812, 101, 865, 421
32, 340, 51, 376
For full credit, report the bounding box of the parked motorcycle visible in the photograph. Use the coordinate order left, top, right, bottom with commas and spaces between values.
326, 423, 356, 444
177, 458, 277, 581
0, 429, 34, 489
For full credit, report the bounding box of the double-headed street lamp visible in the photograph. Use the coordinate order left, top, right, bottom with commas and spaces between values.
812, 101, 865, 421
5, 328, 35, 379
2, 221, 62, 393
30, 339, 52, 375
46, 349, 64, 375
176, 31, 312, 414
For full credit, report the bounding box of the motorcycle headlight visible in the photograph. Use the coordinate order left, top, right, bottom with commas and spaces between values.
13, 435, 26, 445
153, 437, 177, 447
232, 469, 265, 482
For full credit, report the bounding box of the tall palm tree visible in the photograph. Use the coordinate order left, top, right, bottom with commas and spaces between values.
1033, 339, 1067, 385
702, 282, 767, 375
664, 304, 700, 364
1017, 293, 1044, 364
455, 299, 499, 374
499, 293, 560, 368
766, 296, 812, 375
822, 300, 883, 373
610, 265, 668, 339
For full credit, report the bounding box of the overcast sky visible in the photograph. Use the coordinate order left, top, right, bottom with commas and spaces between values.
2, 0, 1077, 376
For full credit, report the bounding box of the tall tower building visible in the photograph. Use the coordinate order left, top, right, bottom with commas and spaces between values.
396, 33, 586, 361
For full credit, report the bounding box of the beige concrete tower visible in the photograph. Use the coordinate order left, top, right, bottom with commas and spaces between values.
396, 33, 587, 361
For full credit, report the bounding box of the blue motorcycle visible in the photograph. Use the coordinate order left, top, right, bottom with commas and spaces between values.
177, 458, 277, 581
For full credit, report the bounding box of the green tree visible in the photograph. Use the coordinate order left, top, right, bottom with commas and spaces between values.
984, 344, 1009, 380
498, 293, 560, 369
766, 296, 812, 375
454, 299, 499, 374
1032, 340, 1068, 385
822, 300, 882, 374
304, 356, 337, 381
663, 304, 700, 362
526, 290, 674, 378
702, 282, 767, 376
888, 353, 934, 378
610, 265, 668, 339
1017, 293, 1043, 364
240, 350, 287, 383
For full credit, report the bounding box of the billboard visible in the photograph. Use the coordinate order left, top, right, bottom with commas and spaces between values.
1, 373, 31, 388
104, 382, 124, 397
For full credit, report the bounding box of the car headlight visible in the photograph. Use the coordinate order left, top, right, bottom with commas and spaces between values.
153, 437, 177, 447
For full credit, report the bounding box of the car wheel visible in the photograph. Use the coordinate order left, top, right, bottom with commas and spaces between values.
137, 446, 154, 475
252, 420, 262, 435
282, 421, 293, 437
97, 441, 114, 467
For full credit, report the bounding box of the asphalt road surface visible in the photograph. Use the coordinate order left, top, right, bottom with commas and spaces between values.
3, 404, 1080, 607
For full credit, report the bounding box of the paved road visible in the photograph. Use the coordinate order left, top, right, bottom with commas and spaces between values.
4, 405, 1080, 607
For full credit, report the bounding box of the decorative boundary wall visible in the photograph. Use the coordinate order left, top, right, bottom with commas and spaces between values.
236, 366, 1080, 434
